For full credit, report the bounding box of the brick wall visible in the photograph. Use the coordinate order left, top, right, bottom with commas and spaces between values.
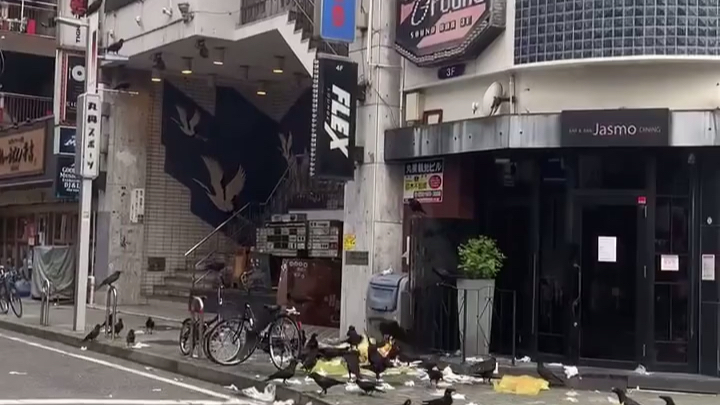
141, 74, 307, 294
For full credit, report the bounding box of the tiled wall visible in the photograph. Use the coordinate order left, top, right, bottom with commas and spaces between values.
141, 75, 307, 294
514, 0, 720, 64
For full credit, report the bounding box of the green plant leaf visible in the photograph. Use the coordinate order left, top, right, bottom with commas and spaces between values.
457, 235, 506, 279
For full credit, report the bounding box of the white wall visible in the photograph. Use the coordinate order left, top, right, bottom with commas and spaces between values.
418, 62, 720, 123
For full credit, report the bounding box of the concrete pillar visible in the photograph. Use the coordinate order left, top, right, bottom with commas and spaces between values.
94, 73, 150, 305
340, 0, 404, 333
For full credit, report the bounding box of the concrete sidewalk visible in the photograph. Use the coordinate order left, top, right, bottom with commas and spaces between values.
0, 299, 717, 405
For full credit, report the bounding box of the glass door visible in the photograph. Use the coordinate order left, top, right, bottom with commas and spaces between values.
572, 195, 648, 365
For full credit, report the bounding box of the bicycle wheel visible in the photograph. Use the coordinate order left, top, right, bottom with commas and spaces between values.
268, 315, 302, 370
0, 284, 9, 315
9, 286, 21, 318
178, 318, 193, 356
206, 318, 250, 366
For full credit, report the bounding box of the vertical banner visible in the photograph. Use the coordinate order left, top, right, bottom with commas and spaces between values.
314, 0, 357, 43
62, 53, 86, 124
75, 93, 101, 179
309, 55, 358, 181
55, 155, 80, 199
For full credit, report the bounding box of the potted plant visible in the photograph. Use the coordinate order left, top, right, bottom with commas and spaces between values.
456, 236, 505, 356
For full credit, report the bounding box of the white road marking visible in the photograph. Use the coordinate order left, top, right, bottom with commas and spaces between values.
0, 332, 233, 401
0, 400, 247, 405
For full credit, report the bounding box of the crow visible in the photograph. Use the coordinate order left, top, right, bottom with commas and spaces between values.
343, 325, 362, 349
356, 379, 383, 395
145, 317, 155, 334
126, 329, 135, 347
408, 198, 426, 214
308, 372, 344, 395
402, 400, 412, 405
82, 324, 101, 342
659, 395, 675, 405
469, 356, 496, 383
301, 348, 318, 373
537, 361, 565, 387
422, 388, 454, 405
427, 367, 443, 386
611, 387, 642, 405
342, 350, 361, 381
106, 39, 125, 54
305, 332, 318, 350
101, 314, 114, 330
95, 271, 122, 290
264, 359, 298, 384
83, 0, 103, 17
113, 318, 124, 336
318, 347, 348, 361
364, 341, 390, 379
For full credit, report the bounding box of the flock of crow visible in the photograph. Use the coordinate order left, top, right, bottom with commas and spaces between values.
81, 314, 155, 348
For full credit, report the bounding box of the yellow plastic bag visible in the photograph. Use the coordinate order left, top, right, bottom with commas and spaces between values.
492, 375, 550, 396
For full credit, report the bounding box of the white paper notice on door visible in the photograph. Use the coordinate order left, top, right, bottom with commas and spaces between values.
660, 254, 680, 271
598, 236, 617, 262
702, 254, 716, 281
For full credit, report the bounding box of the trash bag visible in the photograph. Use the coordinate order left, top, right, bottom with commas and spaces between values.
493, 375, 549, 395
14, 279, 31, 298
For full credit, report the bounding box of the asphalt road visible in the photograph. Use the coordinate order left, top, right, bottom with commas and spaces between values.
0, 330, 254, 405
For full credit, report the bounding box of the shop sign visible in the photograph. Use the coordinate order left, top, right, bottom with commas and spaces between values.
560, 108, 670, 147
57, 126, 76, 155
0, 127, 45, 179
310, 55, 358, 181
403, 158, 444, 203
75, 93, 101, 179
315, 0, 357, 43
55, 155, 80, 199
395, 0, 506, 67
62, 54, 85, 123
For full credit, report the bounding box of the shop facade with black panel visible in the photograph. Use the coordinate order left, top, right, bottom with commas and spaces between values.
386, 108, 720, 377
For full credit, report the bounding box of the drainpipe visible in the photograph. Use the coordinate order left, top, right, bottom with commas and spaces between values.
509, 74, 516, 114
366, 0, 374, 66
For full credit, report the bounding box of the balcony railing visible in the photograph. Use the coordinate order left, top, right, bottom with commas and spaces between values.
0, 0, 57, 38
0, 92, 53, 124
240, 0, 292, 25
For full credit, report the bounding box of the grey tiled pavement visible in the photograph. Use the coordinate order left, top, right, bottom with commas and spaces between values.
1, 299, 718, 404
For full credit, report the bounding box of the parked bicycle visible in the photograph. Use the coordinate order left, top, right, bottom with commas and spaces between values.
178, 260, 227, 357
0, 266, 23, 318
205, 302, 304, 370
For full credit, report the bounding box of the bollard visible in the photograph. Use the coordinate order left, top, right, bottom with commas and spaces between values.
40, 278, 51, 326
189, 296, 204, 358
105, 285, 118, 339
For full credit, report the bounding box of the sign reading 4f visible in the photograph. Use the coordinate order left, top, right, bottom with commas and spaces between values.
75, 93, 102, 179
310, 56, 358, 181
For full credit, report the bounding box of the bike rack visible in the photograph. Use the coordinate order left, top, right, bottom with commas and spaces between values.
40, 278, 52, 326
189, 296, 204, 358
105, 285, 118, 339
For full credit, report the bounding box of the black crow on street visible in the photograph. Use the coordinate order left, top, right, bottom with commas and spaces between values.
469, 356, 496, 383
402, 400, 412, 405
342, 350, 361, 381
145, 317, 155, 334
82, 324, 101, 343
659, 395, 675, 405
611, 387, 642, 405
95, 271, 122, 290
309, 372, 344, 395
427, 368, 443, 386
264, 359, 298, 384
305, 332, 318, 350
114, 318, 124, 336
343, 325, 362, 349
356, 379, 384, 395
422, 388, 454, 405
126, 329, 135, 347
301, 348, 318, 373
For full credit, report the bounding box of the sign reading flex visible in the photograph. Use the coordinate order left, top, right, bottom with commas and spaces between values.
315, 0, 357, 43
310, 56, 358, 181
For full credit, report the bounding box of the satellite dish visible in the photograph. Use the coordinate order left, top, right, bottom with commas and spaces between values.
482, 81, 505, 117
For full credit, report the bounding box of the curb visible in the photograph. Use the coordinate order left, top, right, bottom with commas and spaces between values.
0, 318, 330, 405
87, 304, 186, 324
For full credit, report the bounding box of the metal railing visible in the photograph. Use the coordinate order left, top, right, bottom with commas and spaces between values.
0, 0, 57, 38
105, 285, 118, 339
412, 282, 518, 363
39, 277, 51, 326
0, 92, 53, 124
189, 296, 205, 358
239, 0, 292, 25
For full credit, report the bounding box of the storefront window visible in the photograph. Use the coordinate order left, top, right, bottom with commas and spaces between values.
578, 154, 646, 189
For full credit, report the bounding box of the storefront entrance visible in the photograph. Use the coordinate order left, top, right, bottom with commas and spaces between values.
572, 196, 646, 365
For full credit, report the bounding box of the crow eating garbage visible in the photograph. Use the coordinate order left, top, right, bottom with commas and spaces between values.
82, 324, 101, 343
145, 317, 155, 334
469, 356, 497, 383
422, 388, 454, 405
342, 350, 361, 381
126, 329, 135, 347
301, 348, 318, 373
264, 359, 298, 384
427, 367, 443, 386
308, 372, 344, 395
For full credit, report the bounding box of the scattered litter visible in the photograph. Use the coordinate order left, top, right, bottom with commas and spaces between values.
429, 389, 466, 400
565, 397, 579, 402
285, 378, 303, 385
344, 382, 360, 392
304, 376, 315, 384
607, 396, 620, 404
224, 384, 238, 391
634, 364, 651, 375
80, 346, 88, 351
564, 366, 579, 379
152, 388, 162, 392
108, 394, 113, 398
493, 375, 549, 396
241, 384, 276, 402
273, 400, 293, 405
144, 366, 154, 371
436, 381, 452, 388
378, 382, 394, 390
404, 380, 415, 387
8, 371, 26, 375
131, 342, 150, 349
381, 267, 394, 275
548, 362, 563, 367
566, 391, 578, 396
442, 366, 483, 384
173, 377, 183, 382
516, 356, 531, 363
465, 356, 483, 363
135, 330, 145, 335
467, 403, 478, 405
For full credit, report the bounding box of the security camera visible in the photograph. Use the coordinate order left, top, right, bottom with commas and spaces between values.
177, 3, 194, 22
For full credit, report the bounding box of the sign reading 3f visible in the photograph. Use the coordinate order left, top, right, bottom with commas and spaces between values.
310, 56, 358, 181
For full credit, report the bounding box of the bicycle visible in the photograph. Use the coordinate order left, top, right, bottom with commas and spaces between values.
0, 267, 23, 318
206, 302, 304, 370
178, 259, 227, 357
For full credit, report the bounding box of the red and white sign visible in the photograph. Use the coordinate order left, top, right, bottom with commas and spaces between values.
403, 158, 444, 203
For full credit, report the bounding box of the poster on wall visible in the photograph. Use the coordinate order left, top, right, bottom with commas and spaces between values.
597, 236, 617, 262
56, 127, 76, 155
309, 55, 358, 180
403, 159, 444, 203
62, 54, 85, 124
55, 155, 79, 199
0, 128, 46, 179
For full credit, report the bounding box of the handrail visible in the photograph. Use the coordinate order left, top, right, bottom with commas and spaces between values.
184, 164, 293, 257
